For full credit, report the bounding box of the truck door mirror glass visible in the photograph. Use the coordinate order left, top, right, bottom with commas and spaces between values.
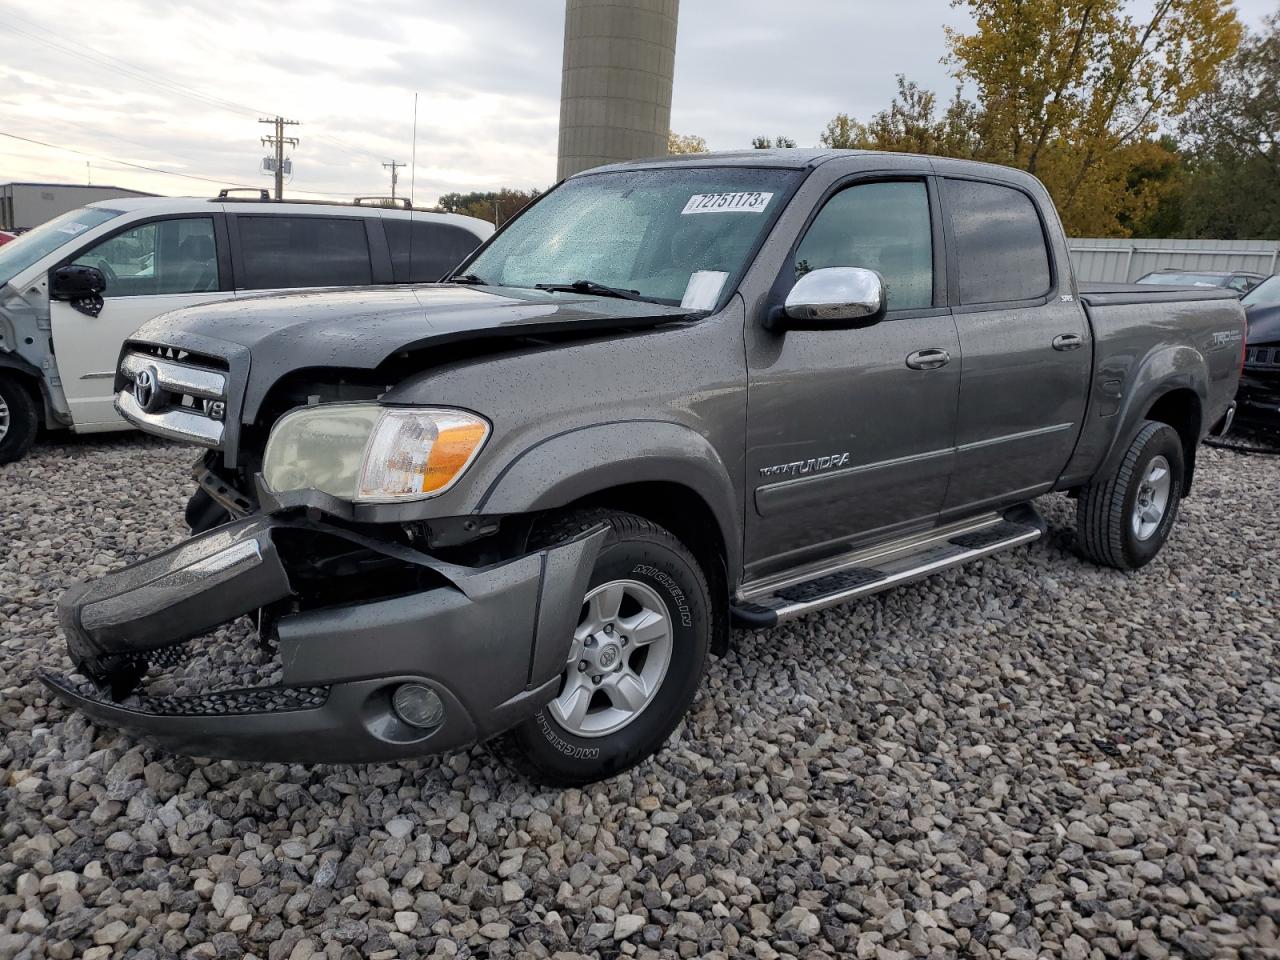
780, 267, 885, 330
50, 264, 107, 302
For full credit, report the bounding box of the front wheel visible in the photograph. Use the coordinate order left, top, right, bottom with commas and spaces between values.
0, 374, 39, 465
494, 509, 712, 785
1076, 420, 1185, 570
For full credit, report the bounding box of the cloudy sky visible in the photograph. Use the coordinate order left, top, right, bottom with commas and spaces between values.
0, 0, 1273, 206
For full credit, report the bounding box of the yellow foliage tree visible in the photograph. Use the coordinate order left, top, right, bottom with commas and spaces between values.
667, 132, 708, 155
822, 0, 1241, 235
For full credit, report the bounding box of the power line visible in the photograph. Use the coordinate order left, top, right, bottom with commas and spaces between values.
0, 10, 274, 119
0, 131, 258, 189
259, 117, 300, 200
383, 160, 406, 200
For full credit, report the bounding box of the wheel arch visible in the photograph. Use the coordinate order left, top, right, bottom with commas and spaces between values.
1090, 344, 1208, 495
477, 420, 741, 654
1144, 388, 1202, 494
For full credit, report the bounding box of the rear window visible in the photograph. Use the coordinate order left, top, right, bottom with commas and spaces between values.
946, 179, 1051, 305
383, 219, 483, 282
236, 216, 372, 290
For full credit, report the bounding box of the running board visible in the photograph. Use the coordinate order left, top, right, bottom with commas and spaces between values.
732, 508, 1045, 627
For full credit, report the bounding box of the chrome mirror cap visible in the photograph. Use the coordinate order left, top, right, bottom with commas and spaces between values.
784, 267, 886, 324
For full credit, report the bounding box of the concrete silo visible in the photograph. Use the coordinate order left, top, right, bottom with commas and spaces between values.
557, 0, 680, 180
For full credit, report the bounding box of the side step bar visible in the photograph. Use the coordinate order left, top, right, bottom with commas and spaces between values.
732, 507, 1046, 627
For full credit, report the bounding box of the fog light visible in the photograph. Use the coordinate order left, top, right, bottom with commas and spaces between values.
392, 683, 444, 729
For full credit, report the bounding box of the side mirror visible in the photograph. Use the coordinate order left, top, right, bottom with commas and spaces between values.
51, 264, 107, 301
772, 266, 886, 331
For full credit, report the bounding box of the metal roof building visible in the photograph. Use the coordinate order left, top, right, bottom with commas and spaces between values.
1, 182, 156, 232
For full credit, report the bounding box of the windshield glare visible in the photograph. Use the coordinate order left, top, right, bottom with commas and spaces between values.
1242, 275, 1280, 308
462, 167, 799, 307
0, 207, 123, 288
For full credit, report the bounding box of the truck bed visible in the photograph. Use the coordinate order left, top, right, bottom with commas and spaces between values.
1077, 282, 1243, 307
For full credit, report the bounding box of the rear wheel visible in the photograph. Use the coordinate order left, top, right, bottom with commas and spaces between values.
1076, 420, 1185, 570
0, 374, 39, 465
494, 509, 711, 785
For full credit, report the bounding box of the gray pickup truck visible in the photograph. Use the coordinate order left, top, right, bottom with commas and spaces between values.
45, 150, 1245, 785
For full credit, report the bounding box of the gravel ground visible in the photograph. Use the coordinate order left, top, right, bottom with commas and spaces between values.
1, 433, 1278, 960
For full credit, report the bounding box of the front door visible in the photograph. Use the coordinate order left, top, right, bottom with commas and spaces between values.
938, 177, 1092, 514
744, 177, 961, 580
50, 215, 230, 427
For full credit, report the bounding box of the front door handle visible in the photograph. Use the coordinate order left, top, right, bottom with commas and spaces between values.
906, 348, 951, 370
1053, 333, 1083, 351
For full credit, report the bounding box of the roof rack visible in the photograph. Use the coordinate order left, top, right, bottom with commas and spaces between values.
217, 188, 272, 200
354, 196, 412, 209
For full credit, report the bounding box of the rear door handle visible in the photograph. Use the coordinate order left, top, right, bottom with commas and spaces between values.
905, 348, 951, 370
1053, 333, 1083, 351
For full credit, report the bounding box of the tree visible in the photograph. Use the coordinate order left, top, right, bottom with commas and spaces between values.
752, 136, 797, 148
667, 132, 707, 155
948, 0, 1240, 234
437, 188, 541, 226
1179, 11, 1280, 238
820, 77, 985, 157
818, 0, 1242, 235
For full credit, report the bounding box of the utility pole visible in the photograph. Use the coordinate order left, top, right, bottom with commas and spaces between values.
382, 160, 406, 201
259, 116, 300, 200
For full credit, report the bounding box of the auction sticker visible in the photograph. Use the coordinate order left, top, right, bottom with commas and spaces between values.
681, 192, 773, 215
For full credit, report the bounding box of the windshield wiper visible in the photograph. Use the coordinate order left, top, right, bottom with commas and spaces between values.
534, 279, 648, 302
449, 273, 488, 285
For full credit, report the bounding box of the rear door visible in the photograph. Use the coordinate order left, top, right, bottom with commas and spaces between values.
939, 176, 1091, 516
227, 212, 389, 294
49, 212, 232, 427
744, 171, 961, 578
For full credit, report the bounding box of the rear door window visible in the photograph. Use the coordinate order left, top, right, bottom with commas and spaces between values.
236, 216, 372, 290
945, 179, 1051, 304
73, 217, 219, 296
383, 220, 483, 282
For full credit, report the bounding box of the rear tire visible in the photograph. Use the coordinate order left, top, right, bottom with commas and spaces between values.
1076, 420, 1184, 570
0, 375, 39, 465
494, 509, 711, 786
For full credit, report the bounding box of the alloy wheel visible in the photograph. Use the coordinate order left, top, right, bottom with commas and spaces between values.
549, 578, 674, 738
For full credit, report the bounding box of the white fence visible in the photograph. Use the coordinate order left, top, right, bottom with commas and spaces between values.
1068, 237, 1280, 283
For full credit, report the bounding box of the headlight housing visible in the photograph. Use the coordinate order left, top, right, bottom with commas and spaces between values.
262, 404, 490, 503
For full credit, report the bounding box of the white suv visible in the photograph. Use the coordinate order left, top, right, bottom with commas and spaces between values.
0, 195, 493, 462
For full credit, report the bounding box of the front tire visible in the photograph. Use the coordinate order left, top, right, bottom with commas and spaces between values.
1076, 420, 1185, 570
0, 374, 39, 465
495, 509, 712, 786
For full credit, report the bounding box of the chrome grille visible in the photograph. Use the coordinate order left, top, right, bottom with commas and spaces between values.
116, 348, 229, 448
1245, 346, 1280, 368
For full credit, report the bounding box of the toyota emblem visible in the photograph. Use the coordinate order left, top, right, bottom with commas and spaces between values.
134, 365, 160, 412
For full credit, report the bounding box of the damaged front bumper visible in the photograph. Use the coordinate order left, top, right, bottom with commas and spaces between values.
44, 515, 605, 763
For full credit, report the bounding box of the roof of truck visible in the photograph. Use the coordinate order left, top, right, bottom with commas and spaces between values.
583, 149, 1051, 188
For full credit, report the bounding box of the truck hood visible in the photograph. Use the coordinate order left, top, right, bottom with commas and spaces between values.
127, 283, 695, 426
133, 283, 694, 369
1246, 303, 1280, 346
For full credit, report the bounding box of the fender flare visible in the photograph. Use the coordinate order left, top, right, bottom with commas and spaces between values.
1096, 344, 1207, 480
0, 352, 61, 426
476, 419, 742, 580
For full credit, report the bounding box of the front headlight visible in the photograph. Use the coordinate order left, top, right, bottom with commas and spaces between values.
262, 404, 489, 503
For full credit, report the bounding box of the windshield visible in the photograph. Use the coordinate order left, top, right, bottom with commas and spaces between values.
1242, 275, 1280, 308
1136, 272, 1226, 287
460, 167, 799, 307
0, 206, 123, 287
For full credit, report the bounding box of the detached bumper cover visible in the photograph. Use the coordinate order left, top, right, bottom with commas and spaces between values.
46, 515, 606, 762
